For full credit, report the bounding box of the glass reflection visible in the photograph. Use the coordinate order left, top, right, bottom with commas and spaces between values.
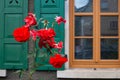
101, 0, 118, 12
75, 0, 93, 12
75, 16, 93, 36
75, 39, 93, 59
101, 16, 118, 36
101, 39, 118, 59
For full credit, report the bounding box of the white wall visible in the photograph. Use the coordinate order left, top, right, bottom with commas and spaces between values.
0, 70, 6, 77
64, 0, 69, 69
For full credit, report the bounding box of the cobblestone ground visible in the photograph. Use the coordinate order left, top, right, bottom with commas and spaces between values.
0, 70, 90, 80
0, 70, 59, 80
0, 70, 58, 80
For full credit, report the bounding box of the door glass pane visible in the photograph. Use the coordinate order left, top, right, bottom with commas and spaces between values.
75, 0, 93, 12
101, 39, 118, 59
75, 39, 93, 59
101, 16, 118, 36
100, 0, 118, 12
75, 16, 93, 36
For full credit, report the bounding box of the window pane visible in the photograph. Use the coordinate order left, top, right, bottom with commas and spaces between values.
75, 0, 93, 12
75, 16, 93, 36
101, 39, 118, 59
100, 0, 118, 12
101, 16, 118, 36
75, 39, 93, 59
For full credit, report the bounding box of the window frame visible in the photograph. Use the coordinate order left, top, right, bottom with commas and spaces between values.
69, 0, 120, 68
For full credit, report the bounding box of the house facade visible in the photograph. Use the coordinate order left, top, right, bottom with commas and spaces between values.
0, 0, 120, 80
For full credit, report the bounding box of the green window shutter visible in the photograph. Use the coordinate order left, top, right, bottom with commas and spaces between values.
34, 0, 65, 70
0, 0, 28, 69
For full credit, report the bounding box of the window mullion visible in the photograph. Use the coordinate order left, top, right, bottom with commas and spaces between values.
93, 0, 96, 63
95, 0, 100, 63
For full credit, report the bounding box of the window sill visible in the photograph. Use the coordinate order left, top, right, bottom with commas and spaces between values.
57, 68, 120, 79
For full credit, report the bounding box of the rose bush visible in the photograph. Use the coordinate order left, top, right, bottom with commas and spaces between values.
13, 13, 67, 80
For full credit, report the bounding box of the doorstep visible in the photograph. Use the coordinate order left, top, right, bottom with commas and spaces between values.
57, 68, 120, 79
0, 70, 6, 77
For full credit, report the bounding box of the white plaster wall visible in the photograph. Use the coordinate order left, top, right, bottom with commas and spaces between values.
0, 70, 6, 77
64, 0, 69, 69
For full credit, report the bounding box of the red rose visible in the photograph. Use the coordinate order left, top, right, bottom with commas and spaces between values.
47, 28, 56, 38
24, 13, 37, 26
46, 38, 56, 48
49, 54, 67, 68
57, 41, 63, 49
38, 38, 56, 48
55, 16, 66, 25
38, 28, 56, 48
54, 41, 63, 48
38, 28, 56, 41
54, 41, 63, 52
38, 39, 47, 48
13, 26, 30, 42
38, 29, 49, 40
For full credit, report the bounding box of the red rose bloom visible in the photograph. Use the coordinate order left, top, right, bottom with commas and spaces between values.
13, 26, 30, 42
38, 39, 47, 48
38, 28, 56, 48
38, 38, 56, 48
54, 41, 63, 52
47, 28, 56, 38
49, 54, 67, 68
38, 28, 56, 40
55, 16, 66, 25
54, 41, 63, 49
24, 13, 37, 26
38, 29, 49, 40
57, 41, 63, 49
46, 38, 56, 48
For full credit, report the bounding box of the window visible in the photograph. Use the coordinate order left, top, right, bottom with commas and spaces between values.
69, 0, 120, 68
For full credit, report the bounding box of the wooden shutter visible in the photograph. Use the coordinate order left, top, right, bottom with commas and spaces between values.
0, 0, 28, 69
34, 0, 65, 70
